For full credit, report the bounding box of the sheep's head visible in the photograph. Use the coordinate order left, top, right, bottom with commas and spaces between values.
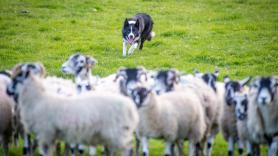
6, 63, 45, 101
61, 52, 97, 76
252, 76, 278, 106
224, 76, 251, 106
194, 68, 219, 92
152, 69, 180, 95
131, 87, 151, 108
233, 92, 249, 120
114, 66, 147, 96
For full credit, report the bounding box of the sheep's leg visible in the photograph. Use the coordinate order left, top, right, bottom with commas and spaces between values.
39, 142, 47, 156
89, 146, 96, 156
55, 142, 61, 156
123, 40, 128, 57
63, 143, 71, 156
189, 142, 197, 156
176, 140, 185, 156
246, 142, 252, 156
128, 42, 138, 55
268, 140, 278, 156
135, 137, 140, 156
228, 137, 234, 156
46, 144, 53, 156
78, 144, 84, 155
252, 143, 261, 156
121, 148, 133, 156
170, 143, 176, 156
205, 135, 215, 156
2, 141, 9, 156
238, 140, 244, 156
70, 143, 77, 156
23, 134, 30, 156
164, 141, 172, 156
141, 137, 149, 156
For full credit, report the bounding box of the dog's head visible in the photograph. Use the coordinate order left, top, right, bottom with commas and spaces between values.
122, 18, 140, 44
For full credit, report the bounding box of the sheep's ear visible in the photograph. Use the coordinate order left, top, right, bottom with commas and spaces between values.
168, 69, 180, 84
193, 69, 203, 78
251, 77, 260, 88
86, 56, 97, 68
214, 69, 220, 77
11, 64, 23, 79
38, 63, 45, 77
239, 76, 252, 87
137, 66, 147, 81
224, 76, 230, 84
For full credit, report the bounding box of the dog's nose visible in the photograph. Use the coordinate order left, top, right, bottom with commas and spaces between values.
128, 34, 134, 39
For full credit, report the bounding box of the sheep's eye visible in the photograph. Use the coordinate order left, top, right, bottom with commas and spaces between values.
233, 100, 237, 105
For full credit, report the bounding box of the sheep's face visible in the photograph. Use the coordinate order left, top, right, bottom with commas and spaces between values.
194, 69, 219, 92
152, 69, 180, 95
233, 93, 248, 120
131, 87, 150, 108
115, 67, 147, 96
224, 76, 251, 106
253, 77, 277, 106
61, 53, 97, 75
7, 63, 44, 101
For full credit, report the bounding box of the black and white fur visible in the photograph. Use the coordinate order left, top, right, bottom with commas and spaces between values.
233, 92, 252, 156
251, 77, 278, 156
151, 69, 180, 94
194, 69, 219, 92
122, 13, 155, 57
61, 53, 99, 156
223, 76, 252, 156
114, 67, 147, 96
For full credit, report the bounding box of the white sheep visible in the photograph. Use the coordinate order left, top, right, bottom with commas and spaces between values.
248, 76, 278, 156
152, 69, 219, 155
233, 92, 253, 156
219, 76, 251, 156
7, 63, 79, 156
131, 87, 206, 156
0, 71, 14, 156
193, 69, 224, 156
13, 69, 138, 156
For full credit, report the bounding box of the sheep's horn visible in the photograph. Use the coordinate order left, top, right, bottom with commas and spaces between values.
114, 68, 127, 82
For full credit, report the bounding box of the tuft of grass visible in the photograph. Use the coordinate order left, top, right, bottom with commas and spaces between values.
0, 0, 277, 155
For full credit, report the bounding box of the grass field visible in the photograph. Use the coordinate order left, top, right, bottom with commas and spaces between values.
0, 0, 277, 155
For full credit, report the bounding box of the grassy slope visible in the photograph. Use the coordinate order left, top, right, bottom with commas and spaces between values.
0, 0, 277, 155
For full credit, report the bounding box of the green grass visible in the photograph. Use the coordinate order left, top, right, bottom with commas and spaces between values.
0, 0, 277, 155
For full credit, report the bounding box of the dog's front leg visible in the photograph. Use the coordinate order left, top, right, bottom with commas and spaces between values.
128, 42, 138, 56
123, 40, 128, 57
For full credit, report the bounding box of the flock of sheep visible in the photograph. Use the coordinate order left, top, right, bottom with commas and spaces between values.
0, 52, 277, 156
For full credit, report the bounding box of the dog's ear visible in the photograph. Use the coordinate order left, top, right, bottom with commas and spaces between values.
135, 19, 140, 28
124, 18, 129, 27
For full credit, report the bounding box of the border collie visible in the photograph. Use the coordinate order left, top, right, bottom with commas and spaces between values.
122, 13, 155, 57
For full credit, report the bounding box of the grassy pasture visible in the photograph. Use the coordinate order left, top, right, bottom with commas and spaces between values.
0, 0, 277, 155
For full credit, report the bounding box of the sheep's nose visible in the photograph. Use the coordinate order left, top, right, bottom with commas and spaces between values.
261, 97, 267, 104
